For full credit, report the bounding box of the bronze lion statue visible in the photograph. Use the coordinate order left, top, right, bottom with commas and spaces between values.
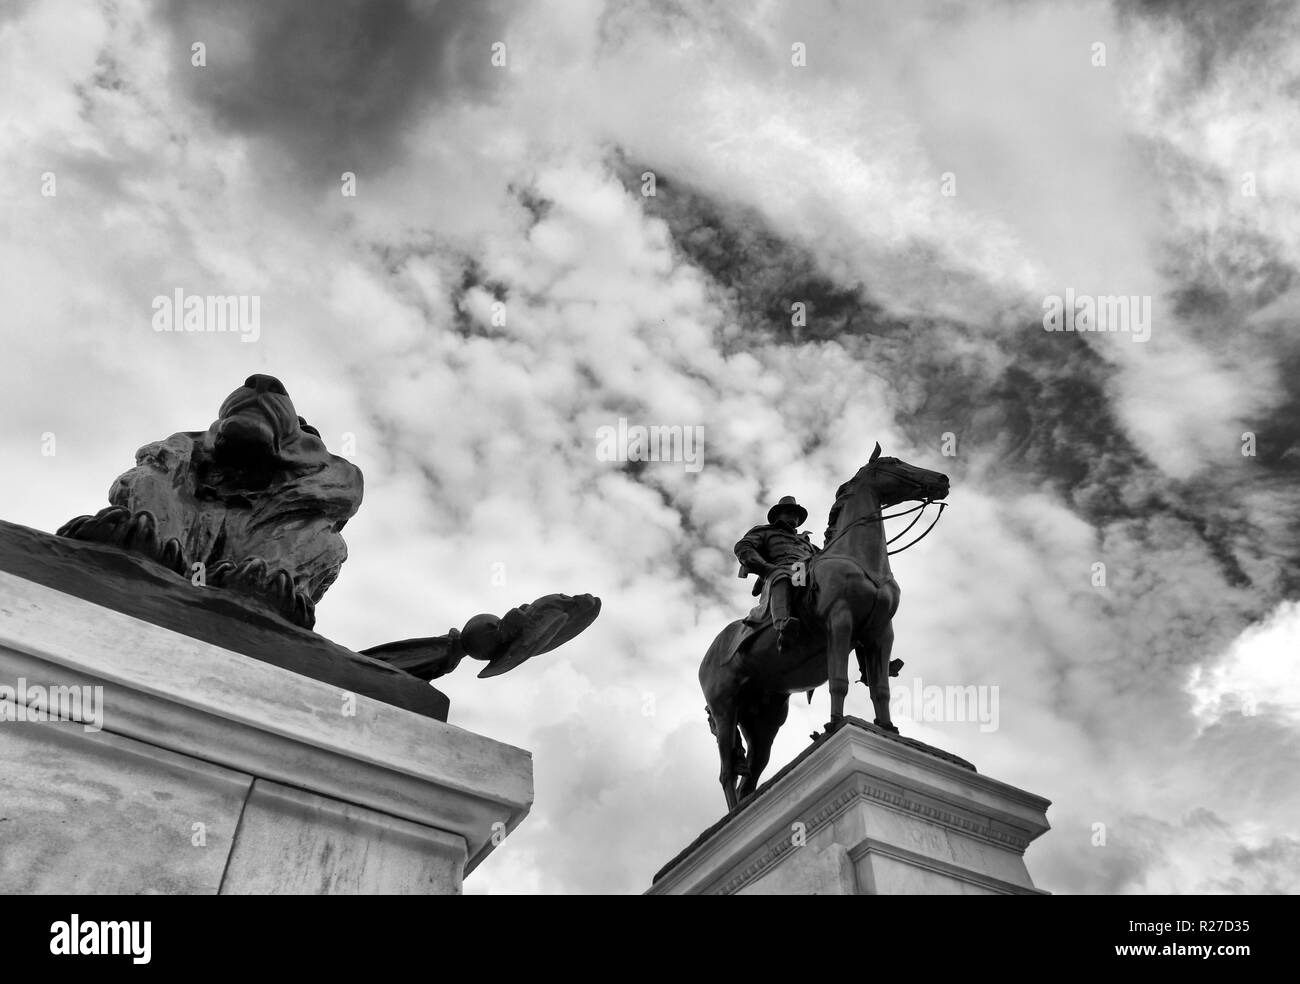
58, 374, 363, 629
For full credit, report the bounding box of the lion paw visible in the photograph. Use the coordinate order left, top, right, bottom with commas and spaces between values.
206, 556, 315, 629
59, 507, 189, 576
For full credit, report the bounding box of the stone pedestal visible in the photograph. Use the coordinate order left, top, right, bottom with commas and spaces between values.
648, 718, 1050, 895
0, 569, 533, 894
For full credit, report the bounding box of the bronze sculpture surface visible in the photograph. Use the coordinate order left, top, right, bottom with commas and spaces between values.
701, 443, 949, 809
55, 374, 600, 690
361, 593, 602, 681
59, 374, 361, 629
733, 495, 821, 653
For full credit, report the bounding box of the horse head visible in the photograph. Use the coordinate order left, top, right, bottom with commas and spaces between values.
823, 442, 949, 548
858, 441, 950, 507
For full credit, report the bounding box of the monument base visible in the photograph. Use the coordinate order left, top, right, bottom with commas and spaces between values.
648, 718, 1050, 895
0, 566, 533, 894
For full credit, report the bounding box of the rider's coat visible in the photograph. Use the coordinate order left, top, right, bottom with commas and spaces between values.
734, 522, 821, 590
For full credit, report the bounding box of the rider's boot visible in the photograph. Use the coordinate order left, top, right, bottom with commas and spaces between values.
769, 577, 801, 655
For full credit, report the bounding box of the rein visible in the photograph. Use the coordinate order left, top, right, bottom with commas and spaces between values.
821, 468, 949, 555
822, 501, 946, 555
887, 500, 946, 554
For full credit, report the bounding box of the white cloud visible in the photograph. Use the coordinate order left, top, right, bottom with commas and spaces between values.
2, 0, 1298, 897
1190, 600, 1300, 728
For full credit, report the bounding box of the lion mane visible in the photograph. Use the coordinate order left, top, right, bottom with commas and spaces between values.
58, 375, 363, 629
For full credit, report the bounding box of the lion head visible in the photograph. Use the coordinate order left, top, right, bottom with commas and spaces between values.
58, 374, 364, 629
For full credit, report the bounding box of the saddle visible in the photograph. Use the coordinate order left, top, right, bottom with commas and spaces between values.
733, 561, 820, 656
728, 558, 901, 678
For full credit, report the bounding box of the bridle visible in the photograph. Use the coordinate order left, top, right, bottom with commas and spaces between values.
821, 466, 948, 556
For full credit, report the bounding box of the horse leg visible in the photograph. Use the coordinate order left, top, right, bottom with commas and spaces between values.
860, 622, 899, 733
825, 601, 855, 725
738, 694, 789, 799
709, 702, 741, 810
701, 627, 748, 810
737, 714, 757, 802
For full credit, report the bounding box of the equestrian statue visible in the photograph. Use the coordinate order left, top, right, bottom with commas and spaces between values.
700, 442, 949, 809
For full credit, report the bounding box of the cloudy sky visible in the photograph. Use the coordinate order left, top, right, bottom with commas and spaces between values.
2, 0, 1298, 894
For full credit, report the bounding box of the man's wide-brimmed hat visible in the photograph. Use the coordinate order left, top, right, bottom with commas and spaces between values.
767, 495, 808, 526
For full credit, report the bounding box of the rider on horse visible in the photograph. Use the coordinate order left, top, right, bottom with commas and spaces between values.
734, 495, 820, 654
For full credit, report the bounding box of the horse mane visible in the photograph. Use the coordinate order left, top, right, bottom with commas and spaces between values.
822, 477, 855, 544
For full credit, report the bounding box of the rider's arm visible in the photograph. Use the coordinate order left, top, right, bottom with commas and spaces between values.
734, 528, 774, 578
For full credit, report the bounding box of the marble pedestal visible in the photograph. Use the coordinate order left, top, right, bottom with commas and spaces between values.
0, 570, 533, 894
648, 718, 1050, 895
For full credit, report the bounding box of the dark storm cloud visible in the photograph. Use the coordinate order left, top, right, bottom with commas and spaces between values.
616, 159, 1300, 664
1149, 150, 1300, 482
1118, 0, 1300, 595
1123, 0, 1295, 88
161, 0, 511, 179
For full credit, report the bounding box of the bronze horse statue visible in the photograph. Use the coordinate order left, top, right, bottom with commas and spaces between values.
699, 443, 950, 810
